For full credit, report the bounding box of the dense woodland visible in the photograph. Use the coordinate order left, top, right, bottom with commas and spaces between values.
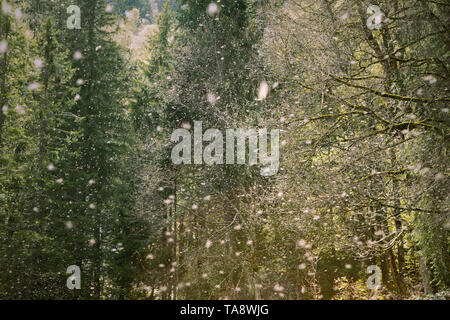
0, 0, 449, 299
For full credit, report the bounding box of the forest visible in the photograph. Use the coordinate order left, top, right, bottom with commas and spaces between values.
0, 0, 448, 300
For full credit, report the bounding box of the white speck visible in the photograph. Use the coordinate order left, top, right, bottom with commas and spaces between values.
47, 164, 55, 171
256, 81, 269, 101
88, 203, 96, 209
182, 122, 191, 129
192, 204, 198, 210
28, 82, 40, 91
66, 221, 73, 229
95, 45, 102, 51
88, 179, 95, 185
202, 273, 208, 278
33, 207, 39, 213
341, 12, 348, 20
146, 254, 154, 260
89, 238, 96, 246
204, 195, 211, 201
207, 93, 219, 105
74, 94, 81, 101
345, 264, 352, 269
34, 59, 43, 68
207, 3, 218, 16
274, 284, 284, 292
15, 8, 22, 19
76, 79, 84, 86
246, 240, 253, 245
233, 224, 242, 230
298, 263, 306, 270
205, 239, 213, 248
423, 75, 437, 84
15, 105, 25, 114
1, 1, 11, 15
2, 105, 8, 114
105, 4, 113, 13
56, 178, 63, 183
73, 51, 83, 60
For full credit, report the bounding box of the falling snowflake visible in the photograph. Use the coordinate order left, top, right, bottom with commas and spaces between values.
73, 51, 83, 60
274, 284, 284, 292
207, 93, 219, 105
15, 8, 22, 19
34, 59, 43, 68
28, 82, 40, 91
15, 105, 25, 114
1, 1, 11, 15
423, 75, 437, 84
207, 3, 219, 16
256, 81, 269, 101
